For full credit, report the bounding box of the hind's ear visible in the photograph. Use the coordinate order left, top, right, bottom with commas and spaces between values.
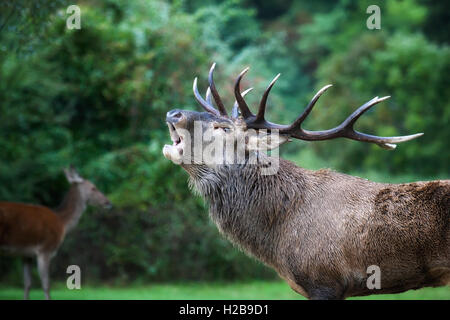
64, 167, 84, 184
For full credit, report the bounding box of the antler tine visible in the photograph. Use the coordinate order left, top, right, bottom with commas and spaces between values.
340, 96, 385, 128
193, 77, 220, 116
255, 73, 281, 123
234, 67, 254, 119
281, 94, 423, 149
335, 96, 424, 149
287, 84, 333, 130
347, 132, 424, 150
208, 63, 228, 116
232, 87, 253, 118
205, 87, 212, 105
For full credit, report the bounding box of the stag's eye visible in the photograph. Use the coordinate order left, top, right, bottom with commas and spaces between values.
213, 123, 231, 133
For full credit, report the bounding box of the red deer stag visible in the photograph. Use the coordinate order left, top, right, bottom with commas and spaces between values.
163, 63, 449, 299
0, 167, 112, 299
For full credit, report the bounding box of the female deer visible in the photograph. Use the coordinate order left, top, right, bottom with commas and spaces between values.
0, 167, 112, 299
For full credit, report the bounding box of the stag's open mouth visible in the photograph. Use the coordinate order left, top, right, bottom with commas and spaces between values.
163, 122, 184, 163
167, 122, 182, 146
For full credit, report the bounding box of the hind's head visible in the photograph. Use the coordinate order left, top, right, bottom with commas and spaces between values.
64, 166, 112, 210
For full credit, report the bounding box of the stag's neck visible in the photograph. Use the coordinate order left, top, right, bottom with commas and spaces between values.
55, 185, 87, 233
183, 156, 310, 267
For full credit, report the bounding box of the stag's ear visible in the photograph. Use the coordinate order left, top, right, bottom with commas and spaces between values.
64, 166, 84, 184
246, 131, 289, 151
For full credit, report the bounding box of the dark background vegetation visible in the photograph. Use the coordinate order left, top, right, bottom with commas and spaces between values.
0, 0, 448, 285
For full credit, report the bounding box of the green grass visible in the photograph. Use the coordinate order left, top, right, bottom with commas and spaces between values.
0, 281, 449, 300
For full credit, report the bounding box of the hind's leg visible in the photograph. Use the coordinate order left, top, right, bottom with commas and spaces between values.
37, 253, 52, 300
23, 257, 33, 300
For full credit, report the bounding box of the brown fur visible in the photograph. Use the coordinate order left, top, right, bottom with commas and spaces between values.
0, 203, 64, 252
198, 159, 449, 299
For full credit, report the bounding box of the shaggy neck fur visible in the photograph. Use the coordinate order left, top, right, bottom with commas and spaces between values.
182, 153, 311, 269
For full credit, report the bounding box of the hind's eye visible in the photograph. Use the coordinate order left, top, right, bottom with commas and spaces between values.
222, 127, 230, 133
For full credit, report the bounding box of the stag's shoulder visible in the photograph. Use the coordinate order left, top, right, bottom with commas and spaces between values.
278, 158, 335, 178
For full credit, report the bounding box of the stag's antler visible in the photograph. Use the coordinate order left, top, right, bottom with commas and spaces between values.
194, 63, 254, 118
194, 63, 423, 149
193, 63, 228, 116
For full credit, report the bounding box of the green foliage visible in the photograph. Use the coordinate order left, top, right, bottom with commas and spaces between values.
0, 0, 70, 56
195, 0, 260, 53
0, 0, 210, 204
0, 0, 448, 284
312, 33, 449, 174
